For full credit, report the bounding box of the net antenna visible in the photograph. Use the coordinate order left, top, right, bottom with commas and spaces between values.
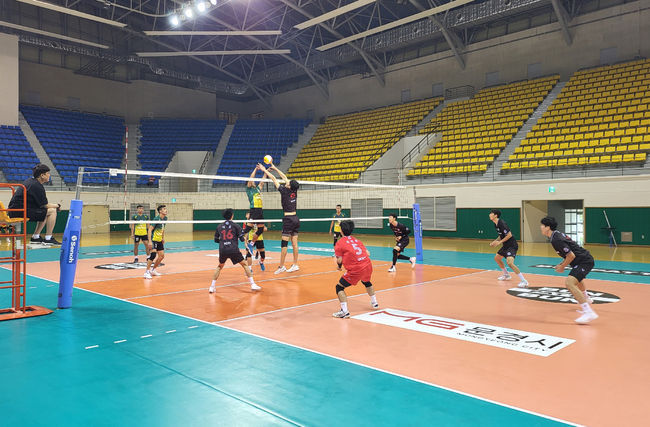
602, 210, 617, 248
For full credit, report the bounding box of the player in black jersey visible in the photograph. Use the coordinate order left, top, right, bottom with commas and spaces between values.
541, 216, 598, 324
209, 208, 261, 293
489, 209, 528, 288
259, 163, 300, 275
388, 213, 416, 272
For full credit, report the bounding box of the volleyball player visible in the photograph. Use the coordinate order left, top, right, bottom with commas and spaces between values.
540, 216, 598, 324
388, 213, 416, 272
144, 205, 167, 279
328, 204, 345, 253
243, 165, 266, 254
332, 220, 378, 318
209, 208, 260, 293
258, 163, 300, 274
489, 209, 528, 287
130, 204, 150, 263
244, 212, 266, 271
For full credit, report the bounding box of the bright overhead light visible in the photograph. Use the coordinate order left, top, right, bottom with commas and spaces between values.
209, 0, 217, 5
196, 1, 206, 13
183, 7, 193, 18
15, 0, 126, 27
169, 14, 179, 27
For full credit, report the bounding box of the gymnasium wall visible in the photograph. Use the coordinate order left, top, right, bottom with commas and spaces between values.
0, 33, 19, 125
19, 63, 217, 122
252, 2, 650, 120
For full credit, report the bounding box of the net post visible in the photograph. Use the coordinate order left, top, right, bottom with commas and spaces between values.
412, 203, 424, 263
58, 199, 83, 309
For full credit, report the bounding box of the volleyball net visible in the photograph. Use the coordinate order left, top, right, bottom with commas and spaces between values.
73, 167, 420, 245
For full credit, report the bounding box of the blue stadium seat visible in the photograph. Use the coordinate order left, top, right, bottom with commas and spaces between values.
137, 119, 227, 185
20, 105, 125, 185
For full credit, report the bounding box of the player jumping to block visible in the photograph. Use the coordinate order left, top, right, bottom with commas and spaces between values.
489, 209, 528, 288
332, 220, 378, 318
131, 204, 150, 263
258, 163, 300, 274
209, 208, 261, 293
540, 216, 598, 324
388, 213, 416, 272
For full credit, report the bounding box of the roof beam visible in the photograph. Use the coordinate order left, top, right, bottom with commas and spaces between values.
550, 0, 573, 45
316, 0, 474, 51
293, 0, 376, 30
175, 3, 329, 99
135, 49, 291, 57
410, 0, 465, 69
15, 0, 127, 27
0, 20, 110, 48
144, 30, 283, 36
278, 0, 384, 86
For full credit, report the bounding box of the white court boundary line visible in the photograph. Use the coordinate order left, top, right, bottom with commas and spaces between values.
216, 269, 485, 323
20, 268, 578, 426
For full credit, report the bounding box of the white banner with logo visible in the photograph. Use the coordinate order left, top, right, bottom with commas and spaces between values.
352, 309, 574, 357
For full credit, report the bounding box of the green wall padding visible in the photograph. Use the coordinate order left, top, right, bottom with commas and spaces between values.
585, 207, 650, 245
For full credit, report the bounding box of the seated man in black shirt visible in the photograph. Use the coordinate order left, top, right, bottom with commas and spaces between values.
540, 216, 598, 324
209, 208, 260, 293
258, 163, 300, 274
8, 164, 61, 245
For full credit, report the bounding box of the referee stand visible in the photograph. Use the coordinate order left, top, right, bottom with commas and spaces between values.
0, 183, 52, 321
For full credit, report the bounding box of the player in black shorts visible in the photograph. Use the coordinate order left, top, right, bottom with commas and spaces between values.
489, 209, 528, 288
243, 165, 266, 254
540, 216, 598, 324
388, 213, 415, 272
259, 163, 300, 275
209, 208, 260, 293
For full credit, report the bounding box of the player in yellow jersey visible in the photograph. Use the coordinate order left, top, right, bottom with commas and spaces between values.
130, 204, 150, 263
243, 165, 266, 254
245, 212, 267, 271
328, 204, 345, 255
144, 205, 167, 279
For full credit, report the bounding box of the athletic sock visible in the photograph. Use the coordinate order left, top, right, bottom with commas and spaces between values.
398, 254, 410, 261
502, 268, 508, 274
580, 302, 593, 312
340, 302, 348, 313
370, 295, 377, 305
517, 273, 526, 281
392, 249, 398, 265
211, 280, 216, 287
583, 290, 590, 299
249, 277, 255, 285
32, 234, 40, 239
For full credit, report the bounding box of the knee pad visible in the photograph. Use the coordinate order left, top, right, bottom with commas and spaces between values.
259, 250, 265, 260
335, 284, 345, 294
148, 252, 157, 261
255, 227, 264, 236
281, 240, 289, 248
338, 277, 351, 288
362, 281, 373, 288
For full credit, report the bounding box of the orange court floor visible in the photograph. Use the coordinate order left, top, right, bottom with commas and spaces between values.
19, 231, 650, 427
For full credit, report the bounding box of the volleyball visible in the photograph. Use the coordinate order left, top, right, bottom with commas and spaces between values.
263, 155, 273, 164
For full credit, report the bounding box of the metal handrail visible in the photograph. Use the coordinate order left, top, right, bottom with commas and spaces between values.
400, 123, 441, 169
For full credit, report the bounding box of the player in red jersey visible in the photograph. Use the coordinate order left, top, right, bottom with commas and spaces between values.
332, 220, 378, 318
